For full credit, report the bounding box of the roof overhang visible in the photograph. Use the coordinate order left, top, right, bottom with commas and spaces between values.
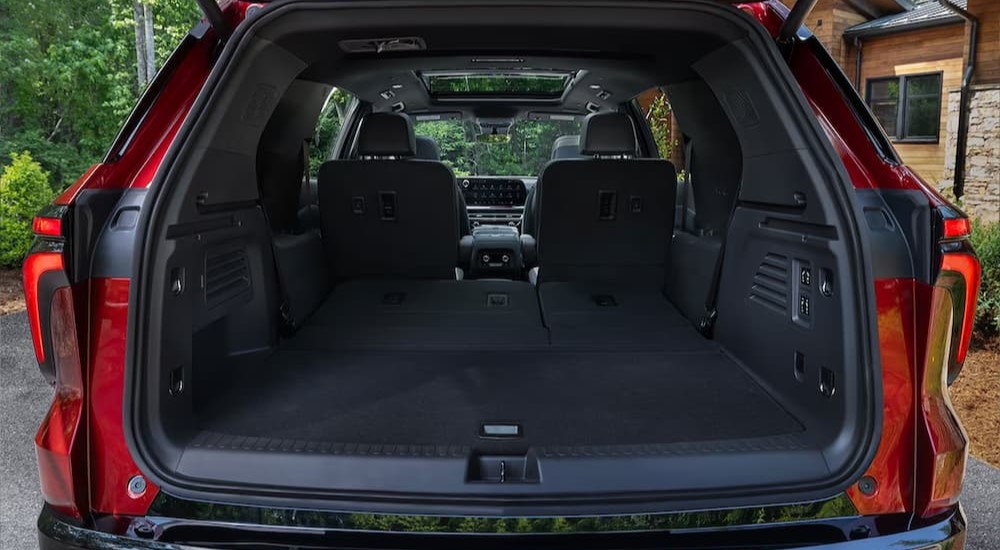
844, 0, 913, 19
844, 13, 963, 38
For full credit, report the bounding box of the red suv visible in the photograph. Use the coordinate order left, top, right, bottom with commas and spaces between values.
25, 1, 980, 548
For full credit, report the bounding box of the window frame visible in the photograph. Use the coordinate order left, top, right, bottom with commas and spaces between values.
865, 72, 943, 144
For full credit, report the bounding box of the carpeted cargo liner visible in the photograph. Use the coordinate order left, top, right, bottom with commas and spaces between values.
198, 349, 803, 449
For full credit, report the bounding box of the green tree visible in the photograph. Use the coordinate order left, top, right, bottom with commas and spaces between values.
309, 89, 355, 176
414, 119, 579, 176
971, 220, 1000, 339
645, 92, 675, 161
0, 0, 200, 193
0, 152, 55, 266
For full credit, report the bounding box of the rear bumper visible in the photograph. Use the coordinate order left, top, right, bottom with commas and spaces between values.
39, 503, 967, 549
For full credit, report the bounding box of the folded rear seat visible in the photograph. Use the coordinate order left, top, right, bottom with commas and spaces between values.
538, 283, 711, 351
305, 113, 546, 349
531, 112, 690, 350
290, 279, 549, 350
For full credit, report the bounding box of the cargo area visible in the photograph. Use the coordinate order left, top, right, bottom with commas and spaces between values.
124, 0, 880, 512
196, 282, 803, 452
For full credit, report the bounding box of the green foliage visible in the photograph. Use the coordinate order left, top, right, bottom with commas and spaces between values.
0, 152, 54, 266
414, 120, 476, 174
309, 89, 355, 177
0, 0, 199, 196
970, 220, 1000, 339
645, 92, 675, 160
427, 74, 569, 96
414, 119, 580, 176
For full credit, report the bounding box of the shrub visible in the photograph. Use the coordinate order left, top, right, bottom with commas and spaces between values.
0, 152, 54, 267
970, 219, 1000, 341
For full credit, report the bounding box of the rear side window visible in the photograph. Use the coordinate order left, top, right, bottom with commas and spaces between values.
309, 88, 355, 177
636, 88, 674, 161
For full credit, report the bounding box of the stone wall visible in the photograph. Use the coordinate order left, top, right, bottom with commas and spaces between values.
942, 85, 1000, 223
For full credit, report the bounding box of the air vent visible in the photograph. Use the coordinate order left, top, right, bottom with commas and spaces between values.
205, 247, 251, 308
749, 252, 789, 314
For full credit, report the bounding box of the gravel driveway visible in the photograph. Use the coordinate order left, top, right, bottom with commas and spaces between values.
2, 310, 998, 548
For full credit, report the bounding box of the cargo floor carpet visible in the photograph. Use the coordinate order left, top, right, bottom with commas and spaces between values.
198, 349, 803, 449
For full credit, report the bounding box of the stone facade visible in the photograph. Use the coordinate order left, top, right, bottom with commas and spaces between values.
942, 85, 1000, 222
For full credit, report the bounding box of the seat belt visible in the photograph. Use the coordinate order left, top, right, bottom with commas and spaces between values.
697, 158, 743, 338
301, 139, 311, 204
261, 140, 313, 336
260, 203, 295, 335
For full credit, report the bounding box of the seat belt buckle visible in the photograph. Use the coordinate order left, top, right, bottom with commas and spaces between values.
699, 308, 718, 337
279, 301, 295, 333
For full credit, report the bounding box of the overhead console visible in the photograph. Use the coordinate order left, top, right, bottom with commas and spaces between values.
459, 177, 529, 230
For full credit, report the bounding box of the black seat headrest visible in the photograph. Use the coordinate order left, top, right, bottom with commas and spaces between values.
415, 135, 441, 160
579, 112, 637, 157
357, 113, 416, 158
550, 135, 581, 160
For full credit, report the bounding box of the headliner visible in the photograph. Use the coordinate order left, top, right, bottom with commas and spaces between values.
303, 54, 663, 121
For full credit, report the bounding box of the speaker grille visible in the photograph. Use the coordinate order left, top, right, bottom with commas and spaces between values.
205, 247, 251, 308
749, 252, 789, 314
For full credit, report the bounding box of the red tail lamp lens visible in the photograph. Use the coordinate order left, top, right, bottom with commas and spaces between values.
917, 248, 980, 519
32, 216, 63, 238
34, 286, 86, 518
942, 218, 971, 240
22, 252, 65, 364
940, 253, 980, 367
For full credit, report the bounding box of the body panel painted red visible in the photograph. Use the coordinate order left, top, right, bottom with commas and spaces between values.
88, 278, 160, 514
845, 279, 921, 515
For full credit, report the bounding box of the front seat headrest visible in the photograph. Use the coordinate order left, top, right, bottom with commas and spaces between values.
357, 112, 416, 158
550, 135, 581, 160
579, 112, 637, 157
415, 135, 441, 160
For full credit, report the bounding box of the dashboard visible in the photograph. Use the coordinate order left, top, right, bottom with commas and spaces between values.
459, 177, 534, 230
459, 177, 528, 207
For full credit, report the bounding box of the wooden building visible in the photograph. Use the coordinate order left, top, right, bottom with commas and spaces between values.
783, 0, 999, 220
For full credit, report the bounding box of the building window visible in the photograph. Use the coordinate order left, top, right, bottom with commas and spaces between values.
866, 73, 942, 142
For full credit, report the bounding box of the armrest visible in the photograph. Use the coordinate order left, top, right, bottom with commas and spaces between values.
458, 235, 475, 270
519, 234, 537, 267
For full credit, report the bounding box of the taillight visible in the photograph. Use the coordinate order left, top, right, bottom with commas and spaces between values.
34, 285, 87, 519
935, 209, 981, 383
23, 206, 88, 519
23, 251, 65, 365
32, 215, 64, 239
916, 208, 981, 519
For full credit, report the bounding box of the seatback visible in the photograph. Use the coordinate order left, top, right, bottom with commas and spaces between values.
415, 134, 471, 236
534, 112, 676, 284
319, 113, 460, 280
522, 134, 580, 237
414, 135, 441, 160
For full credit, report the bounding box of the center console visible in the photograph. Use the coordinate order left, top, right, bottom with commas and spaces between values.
459, 177, 528, 230
466, 225, 522, 279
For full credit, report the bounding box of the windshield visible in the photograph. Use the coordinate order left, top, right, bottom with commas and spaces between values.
413, 119, 581, 176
